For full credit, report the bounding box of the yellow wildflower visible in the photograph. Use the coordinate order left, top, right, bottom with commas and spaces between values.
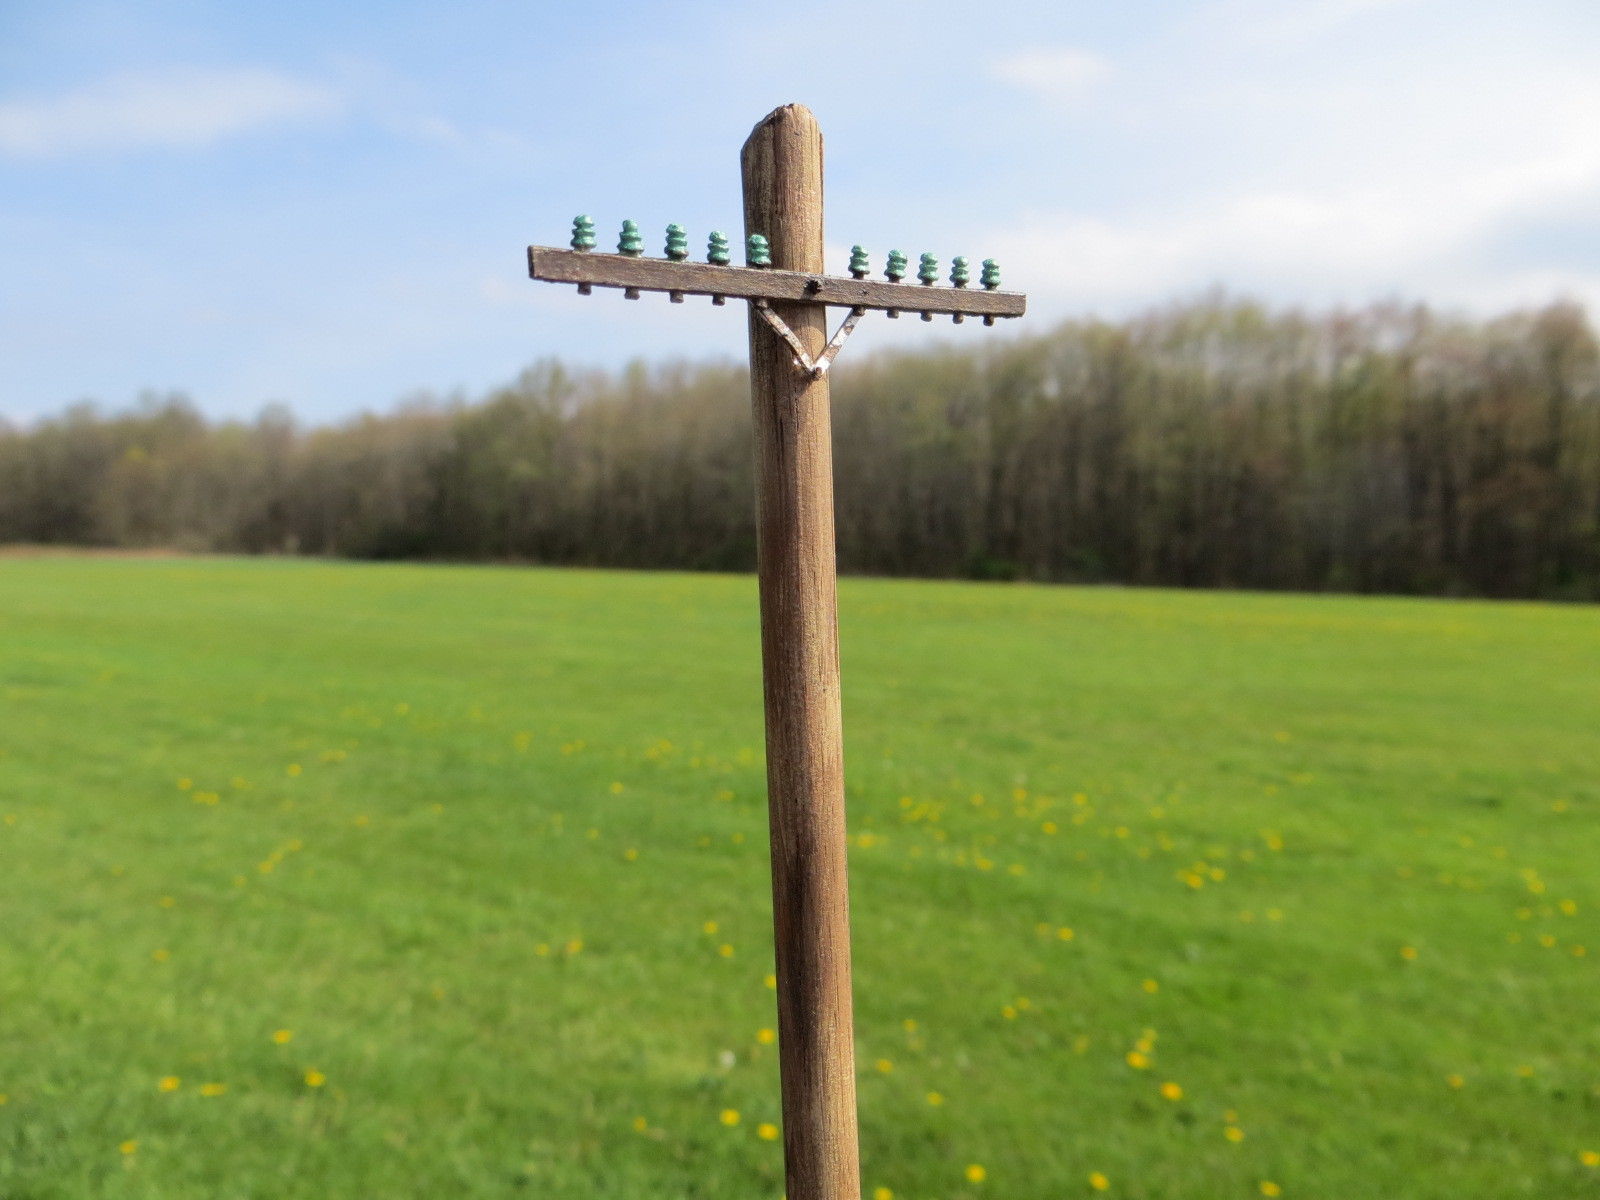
157, 1076, 180, 1092
1159, 1081, 1183, 1101
965, 1163, 986, 1183
926, 1091, 944, 1106
1141, 979, 1159, 993
199, 1083, 226, 1097
1225, 1125, 1245, 1143
757, 1122, 779, 1141
119, 1140, 138, 1155
1580, 1150, 1600, 1167
272, 1029, 293, 1044
1260, 1184, 1282, 1197
304, 1069, 326, 1088
756, 1028, 776, 1045
1126, 1051, 1150, 1069
720, 1108, 740, 1126
1088, 1171, 1110, 1190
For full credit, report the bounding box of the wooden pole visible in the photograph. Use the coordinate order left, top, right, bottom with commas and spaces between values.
742, 104, 860, 1200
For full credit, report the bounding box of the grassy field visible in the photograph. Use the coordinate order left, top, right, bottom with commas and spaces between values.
1, 556, 1596, 1199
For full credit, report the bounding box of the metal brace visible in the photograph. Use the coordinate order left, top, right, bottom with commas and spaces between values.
753, 300, 863, 380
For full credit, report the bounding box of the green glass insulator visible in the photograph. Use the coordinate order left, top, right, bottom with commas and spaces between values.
747, 233, 771, 267
886, 249, 908, 281
707, 231, 731, 265
618, 220, 644, 256
665, 223, 688, 260
571, 214, 597, 252
918, 253, 940, 285
849, 245, 870, 277
949, 256, 971, 287
981, 258, 1001, 289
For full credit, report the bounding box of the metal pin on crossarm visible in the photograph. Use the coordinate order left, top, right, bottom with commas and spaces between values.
524, 105, 1025, 1200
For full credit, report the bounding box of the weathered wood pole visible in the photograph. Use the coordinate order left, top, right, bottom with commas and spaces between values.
742, 104, 861, 1200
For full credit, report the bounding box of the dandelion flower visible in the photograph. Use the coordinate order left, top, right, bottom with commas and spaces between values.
718, 943, 734, 958
272, 1029, 293, 1044
1159, 1081, 1183, 1101
927, 1091, 945, 1106
1224, 1125, 1245, 1143
720, 1108, 740, 1127
764, 974, 777, 990
1088, 1171, 1109, 1190
199, 1083, 226, 1097
157, 1076, 180, 1092
632, 1115, 648, 1132
756, 1028, 776, 1045
965, 1163, 986, 1183
1399, 946, 1417, 961
1446, 1073, 1464, 1089
1125, 1051, 1150, 1070
304, 1069, 326, 1088
1260, 1183, 1282, 1197
874, 1188, 894, 1200
757, 1122, 779, 1141
119, 1139, 138, 1155
1141, 979, 1159, 994
1580, 1150, 1599, 1168
286, 764, 302, 777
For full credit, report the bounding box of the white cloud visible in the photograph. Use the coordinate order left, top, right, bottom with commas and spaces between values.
0, 67, 340, 157
990, 48, 1110, 107
976, 10, 1600, 319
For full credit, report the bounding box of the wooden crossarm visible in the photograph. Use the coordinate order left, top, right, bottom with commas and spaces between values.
527, 246, 1026, 318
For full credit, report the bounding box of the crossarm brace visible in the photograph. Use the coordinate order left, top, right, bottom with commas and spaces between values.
753, 301, 862, 380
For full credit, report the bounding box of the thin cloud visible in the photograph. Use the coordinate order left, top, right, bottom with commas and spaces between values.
990, 48, 1111, 107
0, 67, 341, 157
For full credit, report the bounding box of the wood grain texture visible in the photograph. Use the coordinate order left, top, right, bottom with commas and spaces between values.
743, 104, 861, 1200
526, 247, 1026, 317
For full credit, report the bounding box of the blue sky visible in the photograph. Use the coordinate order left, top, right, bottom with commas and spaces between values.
3, 0, 1597, 423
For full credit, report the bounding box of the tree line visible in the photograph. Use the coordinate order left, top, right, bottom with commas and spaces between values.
3, 296, 1598, 600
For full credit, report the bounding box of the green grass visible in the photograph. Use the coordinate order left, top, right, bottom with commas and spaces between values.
1, 556, 1597, 1199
